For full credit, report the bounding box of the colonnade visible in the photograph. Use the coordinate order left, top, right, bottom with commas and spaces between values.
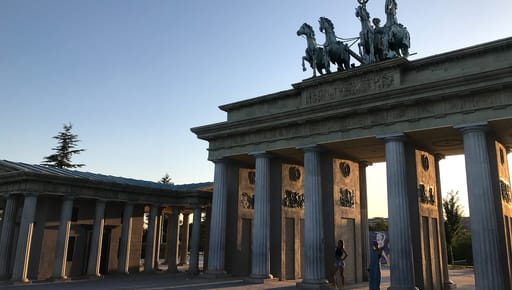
205, 124, 512, 290
0, 194, 208, 282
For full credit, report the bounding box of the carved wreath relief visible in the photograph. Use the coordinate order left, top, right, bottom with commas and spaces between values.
338, 161, 356, 208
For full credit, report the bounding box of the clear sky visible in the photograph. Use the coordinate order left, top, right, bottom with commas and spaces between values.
1, 0, 511, 218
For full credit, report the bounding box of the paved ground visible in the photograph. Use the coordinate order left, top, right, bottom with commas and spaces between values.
0, 267, 475, 290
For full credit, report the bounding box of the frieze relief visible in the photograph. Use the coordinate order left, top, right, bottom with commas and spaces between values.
500, 180, 511, 204
282, 190, 305, 209
209, 91, 510, 156
240, 192, 255, 210
418, 183, 436, 206
338, 188, 355, 208
302, 72, 396, 106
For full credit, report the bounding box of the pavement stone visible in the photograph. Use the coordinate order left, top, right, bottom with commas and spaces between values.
0, 267, 475, 290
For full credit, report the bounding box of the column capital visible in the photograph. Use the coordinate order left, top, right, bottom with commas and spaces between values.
359, 160, 372, 167
378, 133, 408, 143
298, 144, 324, 153
454, 122, 488, 134
23, 192, 39, 198
211, 158, 229, 165
250, 151, 272, 159
434, 153, 445, 162
62, 195, 75, 201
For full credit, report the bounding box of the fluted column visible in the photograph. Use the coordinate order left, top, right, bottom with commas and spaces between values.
179, 213, 190, 266
384, 136, 418, 290
189, 207, 202, 275
434, 154, 456, 289
299, 146, 328, 287
459, 124, 508, 290
0, 195, 17, 279
144, 205, 159, 272
87, 199, 106, 277
249, 152, 271, 281
154, 211, 163, 270
166, 207, 180, 273
359, 161, 371, 282
118, 202, 134, 274
52, 196, 74, 279
11, 193, 38, 282
206, 160, 228, 275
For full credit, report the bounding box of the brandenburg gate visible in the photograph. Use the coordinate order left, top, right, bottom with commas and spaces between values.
192, 2, 512, 289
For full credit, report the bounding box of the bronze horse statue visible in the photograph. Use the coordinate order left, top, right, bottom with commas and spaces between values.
355, 0, 376, 64
297, 23, 331, 77
318, 17, 351, 71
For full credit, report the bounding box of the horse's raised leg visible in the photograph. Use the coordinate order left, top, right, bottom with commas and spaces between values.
302, 56, 307, 72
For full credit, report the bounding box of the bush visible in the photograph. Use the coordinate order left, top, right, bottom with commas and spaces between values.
452, 230, 473, 265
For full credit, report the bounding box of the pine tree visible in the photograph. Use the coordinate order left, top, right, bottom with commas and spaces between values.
159, 173, 173, 184
41, 123, 85, 168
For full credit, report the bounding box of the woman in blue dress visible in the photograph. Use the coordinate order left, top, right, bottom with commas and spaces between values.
369, 240, 383, 290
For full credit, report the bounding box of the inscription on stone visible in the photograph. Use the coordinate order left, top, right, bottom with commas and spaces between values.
303, 72, 395, 106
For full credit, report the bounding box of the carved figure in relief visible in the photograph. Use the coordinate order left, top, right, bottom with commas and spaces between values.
297, 23, 331, 77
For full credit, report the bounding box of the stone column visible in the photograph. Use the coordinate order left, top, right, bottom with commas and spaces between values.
166, 207, 180, 273
179, 212, 190, 266
189, 206, 202, 275
206, 160, 228, 275
384, 136, 418, 290
144, 205, 159, 272
118, 202, 134, 274
154, 211, 163, 270
203, 206, 212, 269
249, 152, 271, 282
87, 199, 106, 277
51, 196, 74, 280
11, 193, 38, 282
459, 124, 509, 290
359, 161, 371, 282
434, 154, 457, 289
0, 195, 17, 279
298, 146, 328, 288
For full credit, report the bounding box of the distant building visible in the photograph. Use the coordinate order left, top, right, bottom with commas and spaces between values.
0, 160, 212, 282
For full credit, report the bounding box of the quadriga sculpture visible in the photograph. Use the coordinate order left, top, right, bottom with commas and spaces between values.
297, 23, 331, 77
318, 17, 351, 71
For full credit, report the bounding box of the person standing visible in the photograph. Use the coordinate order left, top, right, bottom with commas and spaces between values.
369, 240, 383, 290
334, 240, 349, 289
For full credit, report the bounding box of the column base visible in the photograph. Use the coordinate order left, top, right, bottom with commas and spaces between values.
47, 276, 70, 282
296, 279, 330, 289
245, 274, 276, 284
166, 267, 179, 273
444, 280, 457, 289
10, 278, 31, 284
203, 270, 230, 278
387, 287, 419, 290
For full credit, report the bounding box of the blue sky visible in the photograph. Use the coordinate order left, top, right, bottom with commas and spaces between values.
1, 0, 511, 217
